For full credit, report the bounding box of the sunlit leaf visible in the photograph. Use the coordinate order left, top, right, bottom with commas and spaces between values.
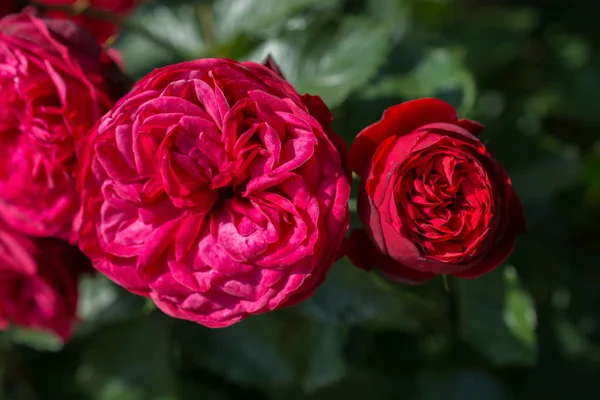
115, 3, 205, 78
213, 0, 340, 42
8, 328, 63, 352
249, 16, 390, 107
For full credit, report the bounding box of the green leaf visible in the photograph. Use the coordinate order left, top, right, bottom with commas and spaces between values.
363, 47, 476, 113
555, 317, 600, 361
174, 312, 347, 390
456, 7, 538, 74
283, 321, 347, 392
213, 0, 340, 42
503, 267, 537, 349
419, 370, 509, 400
7, 328, 63, 352
175, 313, 295, 387
75, 275, 146, 338
298, 259, 441, 330
116, 3, 205, 78
77, 275, 119, 321
366, 0, 412, 42
249, 16, 390, 107
76, 313, 176, 400
511, 147, 582, 203
459, 265, 538, 366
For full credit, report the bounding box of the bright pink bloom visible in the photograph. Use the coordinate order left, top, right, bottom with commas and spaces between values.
78, 58, 351, 327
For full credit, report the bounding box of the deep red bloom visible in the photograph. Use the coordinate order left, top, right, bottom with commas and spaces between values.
346, 99, 526, 284
77, 58, 351, 327
0, 223, 91, 339
36, 0, 139, 44
0, 12, 128, 242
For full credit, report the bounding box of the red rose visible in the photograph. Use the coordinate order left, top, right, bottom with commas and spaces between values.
77, 58, 351, 327
36, 0, 139, 44
346, 99, 526, 284
0, 12, 128, 242
0, 223, 90, 340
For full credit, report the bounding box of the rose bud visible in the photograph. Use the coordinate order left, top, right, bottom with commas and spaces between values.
77, 58, 351, 328
345, 98, 526, 284
0, 12, 129, 242
35, 0, 139, 44
0, 223, 91, 340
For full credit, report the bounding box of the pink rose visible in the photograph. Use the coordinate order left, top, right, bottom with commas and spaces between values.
0, 223, 90, 340
0, 12, 128, 242
36, 0, 140, 44
345, 99, 526, 284
77, 58, 351, 327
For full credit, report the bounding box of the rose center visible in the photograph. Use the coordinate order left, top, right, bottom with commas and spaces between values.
396, 150, 492, 262
214, 186, 236, 209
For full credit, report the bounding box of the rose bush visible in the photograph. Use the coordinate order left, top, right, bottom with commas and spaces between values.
0, 223, 90, 340
345, 98, 526, 284
0, 12, 128, 242
77, 58, 351, 328
36, 0, 139, 44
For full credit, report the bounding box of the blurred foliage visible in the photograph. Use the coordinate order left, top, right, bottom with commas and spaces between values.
3, 0, 600, 398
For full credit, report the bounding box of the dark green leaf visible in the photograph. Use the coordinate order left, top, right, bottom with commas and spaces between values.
459, 265, 537, 366
511, 147, 581, 203
175, 313, 295, 387
419, 370, 509, 400
175, 312, 347, 390
76, 313, 176, 400
363, 47, 476, 113
299, 259, 441, 330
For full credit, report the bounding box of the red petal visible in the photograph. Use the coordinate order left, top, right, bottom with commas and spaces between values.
453, 236, 516, 279
301, 94, 350, 177
458, 118, 485, 137
348, 98, 458, 175
261, 54, 286, 79
345, 229, 436, 285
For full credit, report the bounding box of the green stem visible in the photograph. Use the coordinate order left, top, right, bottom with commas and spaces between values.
32, 2, 195, 61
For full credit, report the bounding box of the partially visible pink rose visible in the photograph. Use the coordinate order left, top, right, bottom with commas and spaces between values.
78, 58, 351, 328
0, 223, 91, 340
0, 12, 129, 242
36, 0, 140, 44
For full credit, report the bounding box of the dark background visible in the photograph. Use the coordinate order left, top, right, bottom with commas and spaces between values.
2, 0, 599, 399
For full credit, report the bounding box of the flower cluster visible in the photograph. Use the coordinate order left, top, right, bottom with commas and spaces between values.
0, 10, 127, 338
0, 2, 525, 338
